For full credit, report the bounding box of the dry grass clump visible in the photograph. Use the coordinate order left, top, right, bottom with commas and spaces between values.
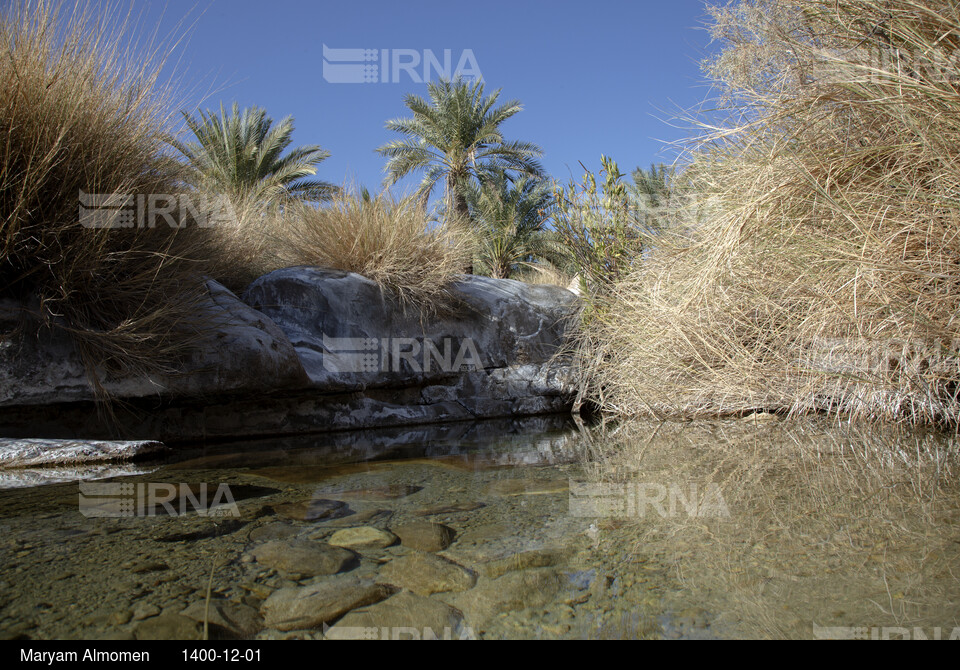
513, 263, 577, 291
581, 0, 960, 425
188, 194, 291, 293
278, 191, 471, 311
0, 0, 213, 382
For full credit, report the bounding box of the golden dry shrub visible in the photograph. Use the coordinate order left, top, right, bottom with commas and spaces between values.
0, 1, 220, 384
278, 191, 471, 312
582, 1, 960, 424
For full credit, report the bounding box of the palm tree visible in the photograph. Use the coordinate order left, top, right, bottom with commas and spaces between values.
630, 163, 674, 231
463, 170, 557, 279
376, 77, 544, 223
173, 102, 337, 208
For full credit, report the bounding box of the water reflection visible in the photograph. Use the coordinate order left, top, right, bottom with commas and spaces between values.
0, 414, 956, 639
578, 417, 960, 639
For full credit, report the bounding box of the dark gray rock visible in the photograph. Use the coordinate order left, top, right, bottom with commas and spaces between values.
0, 280, 308, 407
242, 268, 579, 393
0, 270, 580, 441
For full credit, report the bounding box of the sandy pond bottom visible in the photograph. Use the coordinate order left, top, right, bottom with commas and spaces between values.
0, 414, 958, 640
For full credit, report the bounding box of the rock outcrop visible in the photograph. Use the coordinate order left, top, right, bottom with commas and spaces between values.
0, 280, 309, 407
0, 270, 580, 442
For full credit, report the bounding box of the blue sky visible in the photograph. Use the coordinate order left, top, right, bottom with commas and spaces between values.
125, 0, 719, 196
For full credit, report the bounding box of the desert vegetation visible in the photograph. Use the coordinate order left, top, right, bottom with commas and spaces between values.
276, 191, 470, 311
575, 0, 960, 427
0, 0, 216, 388
5, 0, 960, 427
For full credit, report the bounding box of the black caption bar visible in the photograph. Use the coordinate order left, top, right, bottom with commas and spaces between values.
11, 642, 273, 665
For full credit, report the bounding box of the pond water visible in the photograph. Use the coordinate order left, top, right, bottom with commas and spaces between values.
0, 415, 958, 640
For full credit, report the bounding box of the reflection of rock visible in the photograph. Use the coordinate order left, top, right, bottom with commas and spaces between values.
391, 521, 456, 552
260, 576, 392, 631
0, 463, 158, 489
173, 415, 580, 473
0, 438, 168, 489
377, 552, 476, 595
251, 540, 356, 577
324, 592, 465, 640
0, 438, 168, 467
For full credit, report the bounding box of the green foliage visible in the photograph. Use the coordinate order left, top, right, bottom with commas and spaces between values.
463, 170, 557, 279
553, 156, 648, 295
630, 163, 675, 231
173, 102, 337, 209
376, 76, 544, 222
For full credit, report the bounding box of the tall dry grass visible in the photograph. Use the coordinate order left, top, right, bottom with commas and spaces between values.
0, 0, 218, 387
581, 0, 960, 425
277, 191, 471, 312
514, 263, 577, 291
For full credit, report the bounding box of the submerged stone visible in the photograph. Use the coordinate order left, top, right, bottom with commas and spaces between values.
324, 592, 465, 640
133, 614, 202, 640
260, 575, 393, 631
271, 499, 352, 522
181, 599, 262, 639
377, 552, 476, 595
250, 539, 357, 576
328, 526, 397, 550
391, 521, 456, 552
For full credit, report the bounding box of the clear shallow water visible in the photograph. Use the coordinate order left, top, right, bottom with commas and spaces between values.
0, 415, 957, 640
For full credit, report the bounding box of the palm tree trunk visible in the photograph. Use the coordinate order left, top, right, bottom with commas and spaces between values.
448, 178, 474, 275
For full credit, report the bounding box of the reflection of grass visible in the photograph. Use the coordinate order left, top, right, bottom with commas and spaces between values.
582, 418, 960, 638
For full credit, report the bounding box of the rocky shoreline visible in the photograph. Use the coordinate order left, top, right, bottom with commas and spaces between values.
0, 270, 580, 444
